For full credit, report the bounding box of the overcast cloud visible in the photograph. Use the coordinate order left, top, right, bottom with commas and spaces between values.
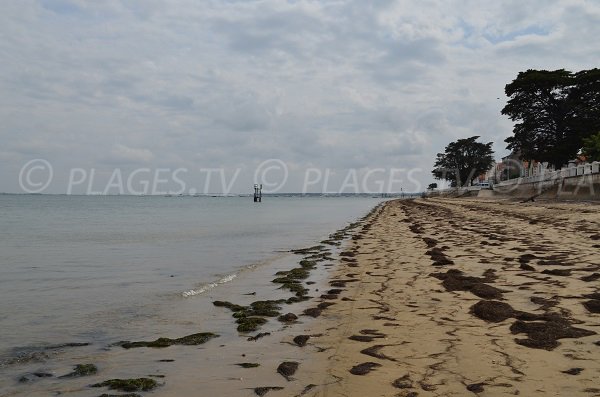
1, 0, 599, 193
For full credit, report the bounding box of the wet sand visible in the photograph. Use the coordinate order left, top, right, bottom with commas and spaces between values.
275, 198, 600, 397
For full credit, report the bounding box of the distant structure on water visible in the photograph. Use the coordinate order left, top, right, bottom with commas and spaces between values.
253, 184, 262, 202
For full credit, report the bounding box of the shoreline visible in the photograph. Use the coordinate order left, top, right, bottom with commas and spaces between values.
4, 197, 600, 396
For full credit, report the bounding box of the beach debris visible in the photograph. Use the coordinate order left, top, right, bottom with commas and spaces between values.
277, 361, 299, 381
158, 359, 174, 362
59, 363, 97, 378
236, 363, 260, 368
392, 374, 413, 389
349, 362, 381, 375
91, 378, 159, 392
466, 383, 485, 393
247, 332, 270, 341
561, 367, 584, 375
119, 333, 218, 349
254, 386, 284, 396
292, 335, 310, 347
277, 313, 298, 323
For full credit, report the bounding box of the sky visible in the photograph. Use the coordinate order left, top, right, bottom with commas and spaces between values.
1, 0, 599, 194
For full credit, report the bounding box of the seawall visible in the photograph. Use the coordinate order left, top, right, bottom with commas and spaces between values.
490, 173, 600, 201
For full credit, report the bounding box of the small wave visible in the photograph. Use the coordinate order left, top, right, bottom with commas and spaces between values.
180, 253, 290, 298
182, 273, 238, 297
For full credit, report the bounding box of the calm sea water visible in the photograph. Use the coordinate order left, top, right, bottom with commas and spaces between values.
0, 195, 381, 359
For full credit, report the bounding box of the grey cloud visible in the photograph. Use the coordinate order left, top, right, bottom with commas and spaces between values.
1, 0, 599, 193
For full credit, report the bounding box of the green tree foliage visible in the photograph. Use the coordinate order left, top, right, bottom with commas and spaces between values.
432, 136, 494, 187
502, 69, 600, 168
582, 131, 600, 162
427, 183, 438, 190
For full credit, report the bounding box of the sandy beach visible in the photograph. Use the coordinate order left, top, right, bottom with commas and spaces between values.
269, 198, 600, 397
6, 197, 600, 397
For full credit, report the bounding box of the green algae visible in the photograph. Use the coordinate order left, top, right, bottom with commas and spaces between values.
236, 317, 268, 332
248, 300, 284, 316
91, 378, 158, 392
291, 245, 325, 255
59, 363, 97, 378
286, 268, 310, 279
286, 296, 310, 304
299, 260, 318, 269
98, 394, 141, 397
213, 300, 284, 332
213, 301, 246, 311
120, 333, 218, 349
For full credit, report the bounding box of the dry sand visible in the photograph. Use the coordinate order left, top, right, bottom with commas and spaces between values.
277, 198, 600, 397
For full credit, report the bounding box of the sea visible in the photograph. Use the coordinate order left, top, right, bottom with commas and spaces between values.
0, 194, 382, 394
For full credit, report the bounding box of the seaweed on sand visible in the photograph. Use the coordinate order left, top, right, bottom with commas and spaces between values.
91, 378, 158, 392
431, 269, 502, 299
120, 333, 218, 349
349, 362, 381, 375
470, 300, 596, 350
59, 363, 98, 378
254, 386, 284, 396
277, 361, 299, 381
213, 300, 284, 332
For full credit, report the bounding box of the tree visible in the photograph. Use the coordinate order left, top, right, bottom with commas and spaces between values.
427, 183, 438, 190
502, 68, 600, 168
582, 131, 600, 162
432, 136, 494, 187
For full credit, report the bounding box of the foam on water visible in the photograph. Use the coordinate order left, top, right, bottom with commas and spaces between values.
182, 273, 238, 297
